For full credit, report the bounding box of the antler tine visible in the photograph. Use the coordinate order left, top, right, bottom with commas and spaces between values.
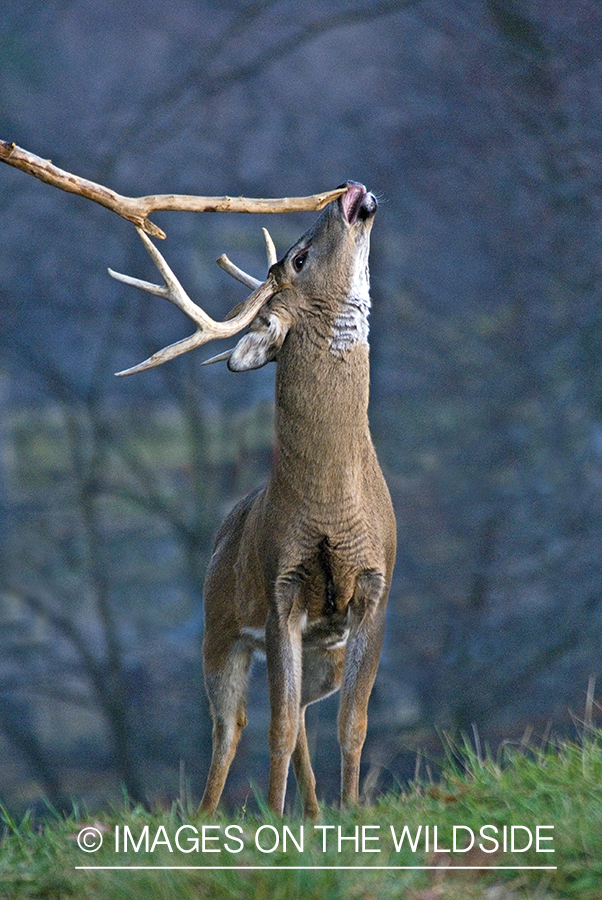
111, 228, 218, 329
216, 227, 277, 291
263, 227, 278, 268
200, 349, 233, 367
111, 226, 277, 376
216, 254, 262, 290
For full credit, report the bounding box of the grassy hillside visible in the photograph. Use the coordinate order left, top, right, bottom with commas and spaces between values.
1, 733, 601, 899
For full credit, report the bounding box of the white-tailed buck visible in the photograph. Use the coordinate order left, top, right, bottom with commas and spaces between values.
110, 181, 397, 818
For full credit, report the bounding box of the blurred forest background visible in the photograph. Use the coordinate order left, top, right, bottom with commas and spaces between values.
1, 0, 601, 814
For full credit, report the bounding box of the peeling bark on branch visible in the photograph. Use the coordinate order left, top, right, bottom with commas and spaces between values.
0, 140, 346, 239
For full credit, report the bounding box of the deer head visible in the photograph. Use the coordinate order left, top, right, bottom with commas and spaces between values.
110, 181, 377, 376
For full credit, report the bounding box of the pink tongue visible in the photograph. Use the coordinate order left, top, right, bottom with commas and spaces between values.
341, 184, 366, 223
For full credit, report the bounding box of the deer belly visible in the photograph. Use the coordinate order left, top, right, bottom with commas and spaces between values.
241, 612, 350, 656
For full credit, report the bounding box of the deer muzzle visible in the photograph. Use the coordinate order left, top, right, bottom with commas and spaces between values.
340, 181, 377, 225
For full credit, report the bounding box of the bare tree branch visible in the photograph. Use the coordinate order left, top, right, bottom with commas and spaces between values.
0, 140, 346, 238
121, 0, 421, 148
207, 0, 418, 90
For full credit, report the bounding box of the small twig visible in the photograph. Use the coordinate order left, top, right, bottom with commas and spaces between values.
0, 140, 346, 239
584, 673, 596, 735
179, 759, 188, 811
471, 722, 483, 766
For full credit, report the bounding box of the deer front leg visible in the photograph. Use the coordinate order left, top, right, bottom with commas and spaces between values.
338, 570, 388, 806
265, 573, 304, 815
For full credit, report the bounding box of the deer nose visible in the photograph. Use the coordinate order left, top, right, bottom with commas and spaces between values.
358, 192, 377, 220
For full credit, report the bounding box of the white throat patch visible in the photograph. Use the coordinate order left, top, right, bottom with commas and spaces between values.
329, 242, 371, 355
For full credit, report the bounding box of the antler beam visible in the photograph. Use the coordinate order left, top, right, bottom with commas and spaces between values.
0, 140, 346, 239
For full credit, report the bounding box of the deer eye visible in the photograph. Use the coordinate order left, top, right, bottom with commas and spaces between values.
293, 250, 308, 272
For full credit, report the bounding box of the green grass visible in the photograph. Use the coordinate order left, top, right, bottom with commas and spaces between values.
1, 733, 601, 899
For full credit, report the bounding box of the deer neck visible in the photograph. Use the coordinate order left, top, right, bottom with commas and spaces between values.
271, 325, 373, 503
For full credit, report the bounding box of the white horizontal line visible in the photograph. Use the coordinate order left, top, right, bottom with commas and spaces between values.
75, 865, 558, 871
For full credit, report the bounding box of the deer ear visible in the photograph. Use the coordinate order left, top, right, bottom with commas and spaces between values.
227, 313, 289, 372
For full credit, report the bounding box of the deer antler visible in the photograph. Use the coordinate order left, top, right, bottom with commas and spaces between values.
110, 226, 278, 376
